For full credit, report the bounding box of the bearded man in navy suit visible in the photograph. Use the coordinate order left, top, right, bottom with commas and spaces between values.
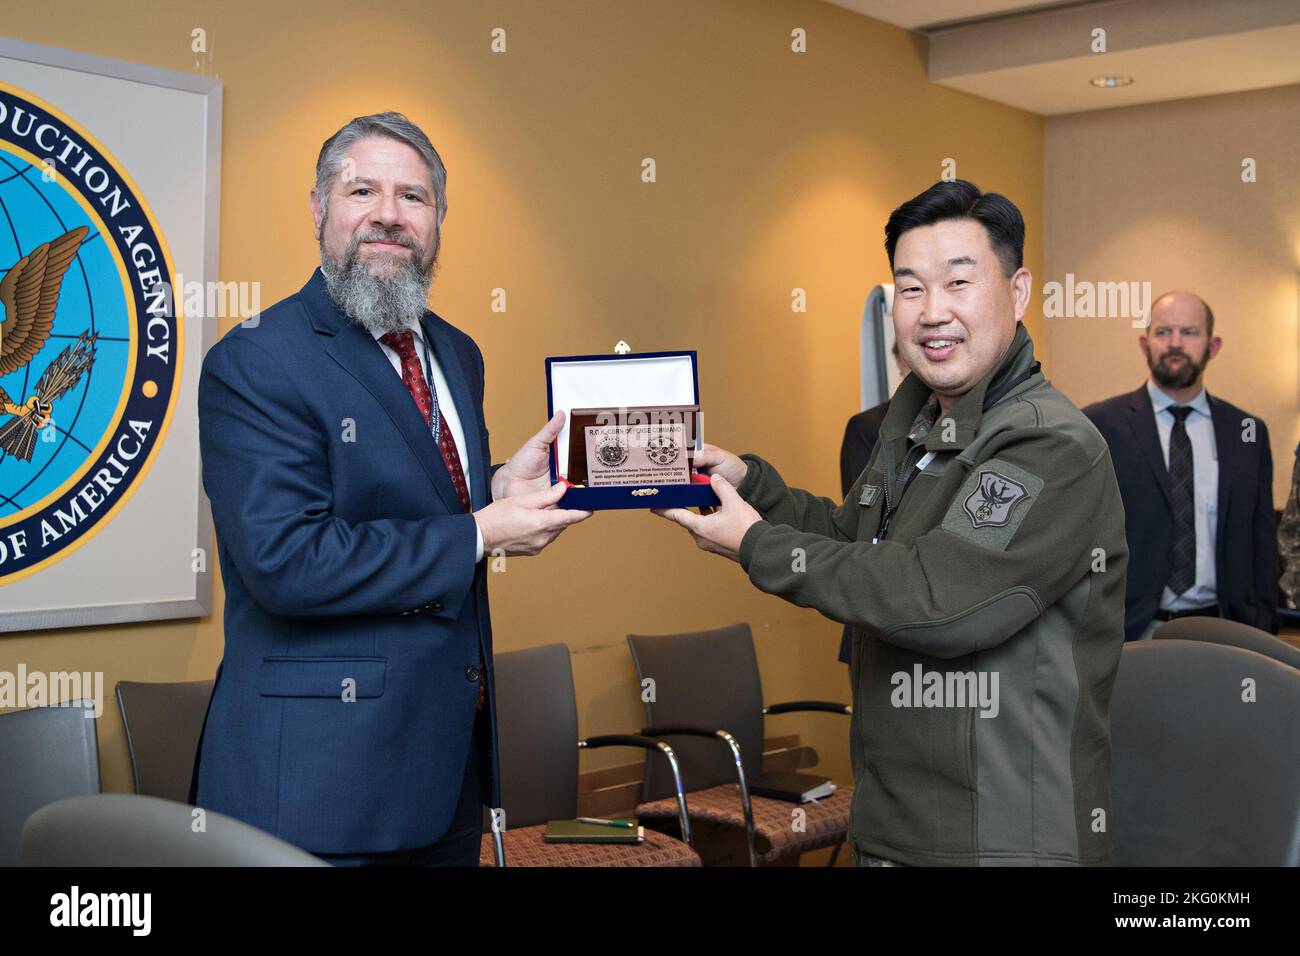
1084, 292, 1277, 642
191, 112, 590, 865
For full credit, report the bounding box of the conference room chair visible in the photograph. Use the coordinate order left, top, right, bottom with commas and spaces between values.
627, 623, 851, 867
0, 700, 101, 867
1155, 616, 1300, 669
478, 643, 700, 867
1110, 639, 1300, 865
20, 793, 327, 866
116, 679, 215, 802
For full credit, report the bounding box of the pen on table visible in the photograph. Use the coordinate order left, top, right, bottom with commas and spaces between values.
575, 816, 636, 828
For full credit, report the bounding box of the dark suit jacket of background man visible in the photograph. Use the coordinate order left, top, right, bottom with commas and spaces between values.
1084, 384, 1278, 641
836, 400, 890, 663
190, 268, 501, 854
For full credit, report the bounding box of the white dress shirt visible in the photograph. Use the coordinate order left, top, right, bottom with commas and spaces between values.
371, 317, 484, 562
1146, 378, 1217, 610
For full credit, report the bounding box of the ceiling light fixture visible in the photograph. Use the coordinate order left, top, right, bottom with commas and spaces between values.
1090, 75, 1134, 88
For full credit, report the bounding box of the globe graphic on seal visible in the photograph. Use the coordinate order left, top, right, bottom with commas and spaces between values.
0, 144, 130, 520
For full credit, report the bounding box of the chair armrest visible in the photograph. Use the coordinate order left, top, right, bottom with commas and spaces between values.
764, 699, 851, 716
640, 723, 728, 739
637, 724, 758, 867
583, 734, 669, 750
579, 735, 693, 845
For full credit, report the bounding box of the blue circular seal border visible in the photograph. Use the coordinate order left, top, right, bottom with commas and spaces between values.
0, 83, 180, 582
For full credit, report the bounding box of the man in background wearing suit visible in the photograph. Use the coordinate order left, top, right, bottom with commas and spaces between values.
192, 112, 590, 865
836, 343, 909, 666
1084, 291, 1277, 641
840, 342, 911, 498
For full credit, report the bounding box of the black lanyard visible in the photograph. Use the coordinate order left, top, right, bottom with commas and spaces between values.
875, 442, 929, 543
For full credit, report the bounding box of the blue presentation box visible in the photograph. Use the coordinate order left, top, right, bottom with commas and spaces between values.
546, 350, 720, 511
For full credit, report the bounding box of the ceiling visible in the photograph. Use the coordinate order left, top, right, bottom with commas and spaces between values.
827, 0, 1071, 31
826, 0, 1300, 115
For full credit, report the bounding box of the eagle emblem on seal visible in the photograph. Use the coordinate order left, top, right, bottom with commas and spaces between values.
0, 226, 98, 462
596, 434, 629, 468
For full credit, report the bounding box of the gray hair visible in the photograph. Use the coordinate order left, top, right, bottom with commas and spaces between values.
314, 111, 448, 223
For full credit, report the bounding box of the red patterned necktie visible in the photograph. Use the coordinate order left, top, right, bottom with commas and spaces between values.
379, 328, 485, 710
379, 329, 472, 511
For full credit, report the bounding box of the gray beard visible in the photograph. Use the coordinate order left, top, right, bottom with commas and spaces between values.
320, 243, 435, 337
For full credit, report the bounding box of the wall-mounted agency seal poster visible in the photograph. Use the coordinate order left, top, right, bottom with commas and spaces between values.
0, 39, 221, 631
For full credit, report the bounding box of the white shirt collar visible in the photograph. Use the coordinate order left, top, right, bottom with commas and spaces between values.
368, 314, 426, 345
1146, 377, 1211, 417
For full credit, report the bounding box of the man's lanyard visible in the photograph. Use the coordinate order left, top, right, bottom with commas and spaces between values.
873, 448, 934, 543
414, 326, 443, 444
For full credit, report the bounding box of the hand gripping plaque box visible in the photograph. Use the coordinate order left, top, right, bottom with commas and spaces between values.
545, 350, 720, 511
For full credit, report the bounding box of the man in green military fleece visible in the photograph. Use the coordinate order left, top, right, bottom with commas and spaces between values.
656, 180, 1127, 866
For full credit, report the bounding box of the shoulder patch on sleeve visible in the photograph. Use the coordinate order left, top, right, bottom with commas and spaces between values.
941, 458, 1044, 551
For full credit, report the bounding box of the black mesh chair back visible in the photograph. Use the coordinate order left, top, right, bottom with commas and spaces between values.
491, 644, 580, 829
1111, 640, 1300, 865
628, 623, 765, 803
116, 680, 214, 802
0, 701, 100, 866
1155, 616, 1300, 670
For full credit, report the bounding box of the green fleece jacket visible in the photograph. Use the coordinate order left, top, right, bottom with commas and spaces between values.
736, 322, 1127, 866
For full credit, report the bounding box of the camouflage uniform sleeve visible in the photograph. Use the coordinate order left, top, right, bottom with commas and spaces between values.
1280, 449, 1300, 608
736, 429, 1120, 659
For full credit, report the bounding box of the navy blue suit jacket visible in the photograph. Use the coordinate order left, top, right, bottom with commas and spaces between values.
190, 269, 501, 854
1083, 385, 1278, 641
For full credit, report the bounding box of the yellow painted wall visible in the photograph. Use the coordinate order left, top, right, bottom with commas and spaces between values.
0, 0, 1044, 798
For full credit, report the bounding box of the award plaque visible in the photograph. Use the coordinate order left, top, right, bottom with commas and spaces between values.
567, 405, 699, 487
545, 349, 719, 511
